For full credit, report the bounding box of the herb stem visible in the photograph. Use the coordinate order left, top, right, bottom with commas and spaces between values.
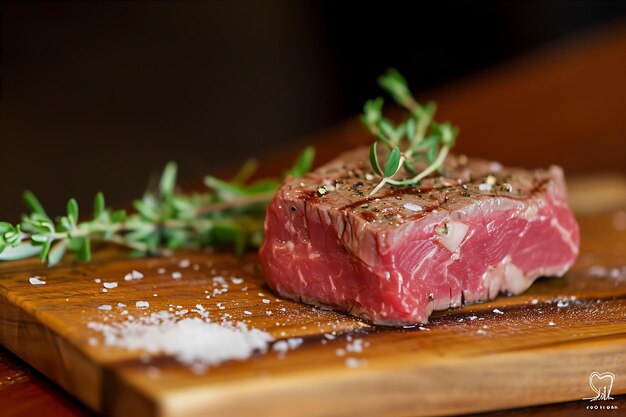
387, 145, 451, 187
370, 155, 405, 195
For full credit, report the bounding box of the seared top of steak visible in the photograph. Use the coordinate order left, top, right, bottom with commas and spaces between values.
281, 147, 563, 231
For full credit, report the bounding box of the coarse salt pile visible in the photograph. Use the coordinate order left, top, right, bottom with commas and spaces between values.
87, 311, 274, 368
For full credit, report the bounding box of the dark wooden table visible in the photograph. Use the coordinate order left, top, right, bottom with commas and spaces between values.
1, 23, 625, 417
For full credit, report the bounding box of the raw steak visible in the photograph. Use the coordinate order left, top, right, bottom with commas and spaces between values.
259, 148, 579, 325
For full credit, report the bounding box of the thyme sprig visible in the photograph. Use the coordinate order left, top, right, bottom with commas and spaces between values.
361, 69, 458, 195
0, 147, 314, 266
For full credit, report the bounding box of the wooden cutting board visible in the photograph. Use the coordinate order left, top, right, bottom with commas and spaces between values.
0, 208, 625, 417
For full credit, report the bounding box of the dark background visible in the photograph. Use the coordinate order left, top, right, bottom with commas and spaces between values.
1, 1, 625, 221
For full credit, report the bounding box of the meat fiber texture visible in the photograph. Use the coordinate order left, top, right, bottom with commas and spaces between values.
259, 148, 579, 326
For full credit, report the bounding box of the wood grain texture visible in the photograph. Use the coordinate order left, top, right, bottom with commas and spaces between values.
0, 209, 625, 417
0, 346, 91, 417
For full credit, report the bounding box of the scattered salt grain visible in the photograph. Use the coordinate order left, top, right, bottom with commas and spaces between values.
493, 308, 504, 314
262, 299, 270, 304
193, 305, 209, 318
468, 315, 478, 321
117, 303, 126, 308
556, 300, 569, 308
171, 272, 182, 280
243, 311, 253, 316
179, 259, 191, 268
258, 292, 265, 297
346, 339, 364, 353
136, 301, 150, 309
272, 337, 303, 357
531, 299, 539, 305
548, 321, 556, 326
335, 348, 346, 357
98, 305, 112, 311
157, 268, 166, 274
29, 277, 46, 285
478, 183, 493, 192
231, 277, 244, 285
288, 338, 304, 350
477, 329, 487, 335
102, 289, 108, 293
103, 282, 118, 289
94, 278, 101, 284
124, 270, 144, 281
403, 203, 423, 212
345, 357, 367, 368
213, 276, 227, 286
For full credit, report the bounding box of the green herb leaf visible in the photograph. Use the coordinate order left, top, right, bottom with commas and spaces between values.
110, 209, 126, 223
405, 117, 416, 140
204, 176, 247, 200
39, 239, 52, 262
369, 142, 383, 176
23, 191, 49, 218
384, 146, 402, 178
0, 242, 41, 261
362, 97, 384, 127
403, 159, 417, 175
285, 146, 315, 179
378, 68, 410, 105
31, 234, 48, 244
0, 222, 13, 234
133, 199, 158, 222
231, 159, 259, 185
378, 118, 396, 140
72, 237, 91, 262
67, 198, 79, 225
159, 161, 177, 198
48, 240, 68, 266
93, 192, 105, 218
